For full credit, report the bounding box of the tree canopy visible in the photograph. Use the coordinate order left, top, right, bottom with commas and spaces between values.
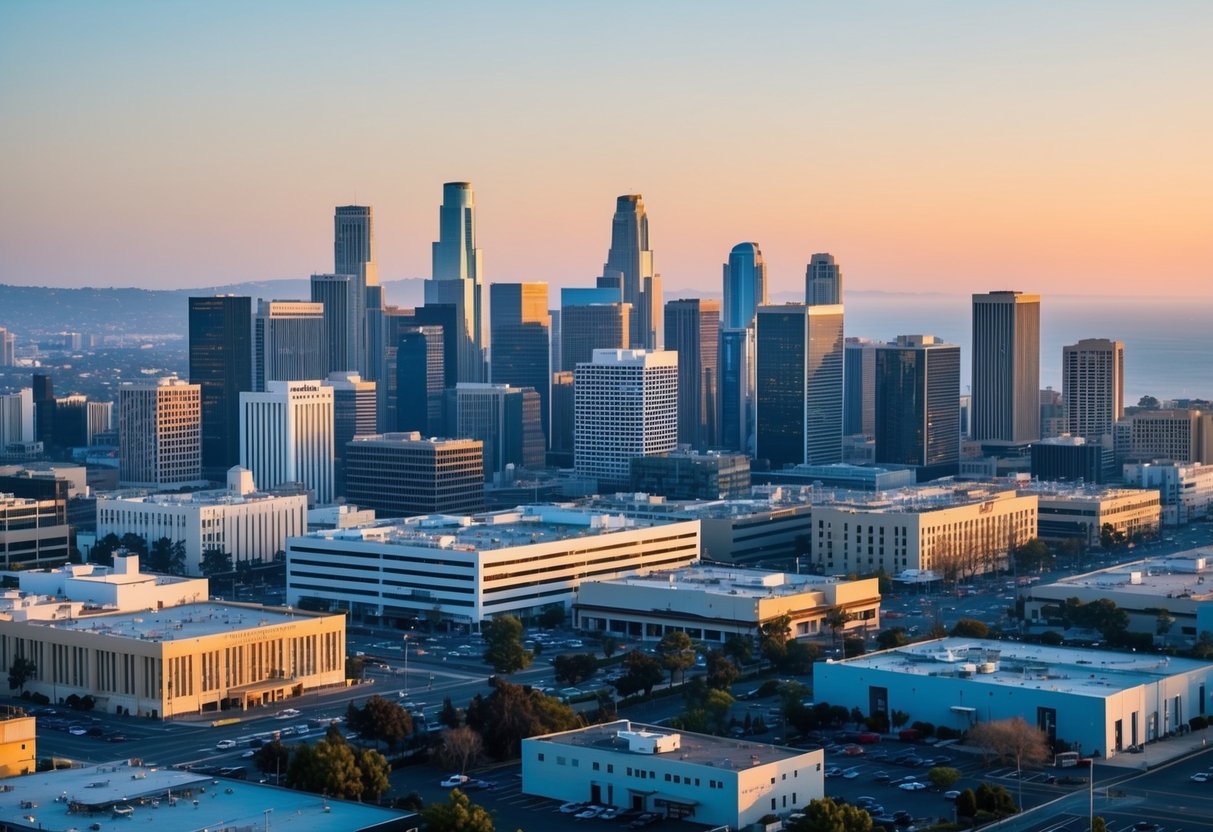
611, 650, 665, 698
552, 652, 598, 685
200, 546, 232, 576
465, 679, 582, 759
284, 726, 388, 801
422, 788, 495, 832
656, 631, 697, 683
786, 797, 873, 832
482, 616, 532, 674
346, 695, 414, 751
8, 657, 36, 693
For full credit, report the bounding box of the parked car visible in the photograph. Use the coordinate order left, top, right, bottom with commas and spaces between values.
943, 790, 962, 800
559, 802, 586, 814
440, 774, 470, 788
898, 781, 928, 792
575, 806, 603, 820
628, 813, 660, 828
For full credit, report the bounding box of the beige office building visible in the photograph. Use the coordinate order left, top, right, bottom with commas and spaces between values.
1129, 409, 1213, 464
1063, 338, 1124, 440
810, 485, 1037, 579
1022, 483, 1161, 546
119, 377, 202, 487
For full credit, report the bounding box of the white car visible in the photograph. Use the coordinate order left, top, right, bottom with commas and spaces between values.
899, 781, 928, 791
216, 739, 237, 750
1190, 772, 1210, 783
68, 725, 88, 736
575, 806, 603, 820
559, 802, 586, 814
440, 774, 470, 788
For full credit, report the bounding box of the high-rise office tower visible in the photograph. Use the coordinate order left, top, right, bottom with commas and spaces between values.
0, 327, 15, 366
601, 194, 662, 350
310, 274, 364, 377
428, 182, 487, 383
574, 349, 678, 490
52, 395, 88, 449
328, 371, 377, 497
549, 371, 575, 463
843, 338, 878, 437
0, 389, 34, 449
1063, 338, 1125, 441
873, 335, 961, 480
1040, 387, 1065, 439
665, 298, 720, 450
722, 242, 767, 330
333, 205, 379, 384
717, 328, 755, 454
396, 326, 446, 435
755, 304, 845, 468
239, 380, 334, 505
32, 374, 54, 449
490, 283, 551, 445
971, 291, 1040, 444
450, 383, 546, 476
549, 309, 562, 376
188, 296, 252, 479
805, 253, 843, 306
86, 400, 113, 445
119, 376, 201, 486
253, 300, 327, 392
560, 288, 631, 372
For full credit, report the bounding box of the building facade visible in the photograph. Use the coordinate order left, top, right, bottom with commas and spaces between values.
1024, 483, 1162, 546
119, 377, 202, 487
253, 300, 327, 392
629, 451, 751, 500
755, 304, 845, 468
574, 350, 678, 491
309, 273, 364, 376
0, 491, 69, 569
722, 242, 767, 330
843, 337, 877, 438
429, 181, 487, 383
239, 380, 334, 505
1129, 409, 1213, 464
664, 298, 720, 450
1124, 461, 1213, 525
804, 252, 842, 306
601, 194, 662, 351
971, 291, 1040, 444
188, 296, 252, 479
560, 288, 631, 372
1063, 338, 1124, 441
344, 433, 485, 518
0, 712, 34, 777
396, 325, 446, 435
490, 282, 552, 444
873, 335, 961, 480
451, 383, 545, 475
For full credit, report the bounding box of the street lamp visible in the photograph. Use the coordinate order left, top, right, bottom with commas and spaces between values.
263, 807, 273, 832
403, 634, 409, 696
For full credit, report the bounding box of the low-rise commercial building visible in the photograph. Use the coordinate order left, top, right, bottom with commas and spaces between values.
12, 555, 209, 613
755, 462, 915, 492
0, 491, 70, 569
1123, 461, 1213, 525
1020, 482, 1162, 547
629, 451, 751, 500
576, 566, 878, 643
0, 760, 412, 831
813, 638, 1213, 759
522, 720, 824, 829
286, 505, 700, 627
0, 709, 35, 777
95, 468, 307, 575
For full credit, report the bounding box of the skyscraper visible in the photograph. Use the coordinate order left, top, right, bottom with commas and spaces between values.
333, 205, 379, 384
805, 253, 843, 306
310, 274, 364, 375
239, 380, 334, 505
574, 349, 678, 490
490, 283, 551, 445
560, 288, 631, 372
602, 194, 662, 350
428, 182, 487, 382
396, 326, 446, 435
0, 327, 15, 366
664, 298, 720, 450
971, 291, 1040, 444
328, 371, 377, 497
843, 338, 878, 437
188, 296, 252, 479
450, 383, 546, 476
119, 376, 201, 486
873, 335, 961, 479
0, 389, 34, 449
755, 304, 845, 468
253, 300, 327, 392
717, 327, 755, 454
31, 374, 54, 449
1063, 338, 1125, 441
722, 242, 767, 329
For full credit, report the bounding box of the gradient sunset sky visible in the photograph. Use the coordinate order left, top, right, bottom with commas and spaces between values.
2, 1, 1210, 298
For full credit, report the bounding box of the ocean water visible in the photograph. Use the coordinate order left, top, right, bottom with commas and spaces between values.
842, 293, 1213, 403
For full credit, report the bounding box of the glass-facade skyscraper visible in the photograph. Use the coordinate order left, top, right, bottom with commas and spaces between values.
490, 283, 551, 445
664, 298, 719, 450
722, 242, 767, 329
805, 253, 843, 306
428, 182, 487, 383
188, 295, 251, 479
873, 335, 961, 480
755, 304, 844, 468
601, 194, 662, 350
971, 291, 1040, 444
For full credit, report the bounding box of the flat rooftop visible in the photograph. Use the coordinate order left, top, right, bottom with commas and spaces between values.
302, 505, 692, 552
816, 484, 1023, 513
0, 759, 409, 832
594, 566, 850, 598
99, 488, 301, 507
535, 720, 813, 769
20, 602, 325, 642
1035, 551, 1213, 601
835, 638, 1211, 696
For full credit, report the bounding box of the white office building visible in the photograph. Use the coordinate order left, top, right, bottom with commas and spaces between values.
0, 389, 34, 449
522, 720, 824, 828
286, 504, 700, 626
239, 380, 334, 505
253, 300, 327, 392
575, 349, 678, 490
96, 468, 308, 575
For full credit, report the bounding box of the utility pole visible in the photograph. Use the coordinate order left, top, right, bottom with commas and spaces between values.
403, 634, 409, 696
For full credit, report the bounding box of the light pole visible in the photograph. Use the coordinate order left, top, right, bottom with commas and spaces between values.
263, 807, 273, 832
403, 635, 409, 696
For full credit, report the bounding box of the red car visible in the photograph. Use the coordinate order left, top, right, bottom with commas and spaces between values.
857, 732, 882, 744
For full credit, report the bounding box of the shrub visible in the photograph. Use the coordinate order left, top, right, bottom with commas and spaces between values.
911, 720, 936, 738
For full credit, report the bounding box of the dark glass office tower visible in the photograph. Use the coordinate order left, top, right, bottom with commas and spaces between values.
560, 288, 630, 372
972, 290, 1040, 444
844, 338, 877, 437
32, 373, 55, 449
396, 326, 446, 435
490, 283, 551, 445
874, 335, 961, 480
755, 304, 844, 468
665, 298, 720, 450
188, 295, 252, 479
718, 328, 753, 454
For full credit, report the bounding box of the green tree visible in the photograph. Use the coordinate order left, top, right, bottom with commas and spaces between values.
1092, 817, 1107, 832
169, 540, 188, 575
345, 657, 365, 681
781, 639, 819, 674
356, 746, 391, 801
119, 532, 148, 558
553, 652, 598, 685
439, 696, 463, 728
876, 627, 909, 650
759, 614, 792, 667
538, 605, 566, 628
676, 682, 735, 735
253, 738, 290, 777
703, 650, 739, 690
285, 727, 365, 801
927, 766, 962, 790
1013, 538, 1054, 573
482, 615, 533, 674
600, 635, 619, 658
950, 618, 990, 638
611, 650, 665, 697
825, 608, 855, 648
1156, 610, 1176, 639
7, 656, 36, 693
422, 788, 495, 832
785, 796, 873, 832
464, 679, 582, 759
89, 532, 121, 567
1137, 395, 1160, 410
147, 537, 175, 573
656, 630, 697, 683
956, 788, 978, 818
201, 546, 232, 576
722, 633, 754, 666
346, 695, 413, 751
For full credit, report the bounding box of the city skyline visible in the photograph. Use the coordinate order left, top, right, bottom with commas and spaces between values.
1, 2, 1209, 298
